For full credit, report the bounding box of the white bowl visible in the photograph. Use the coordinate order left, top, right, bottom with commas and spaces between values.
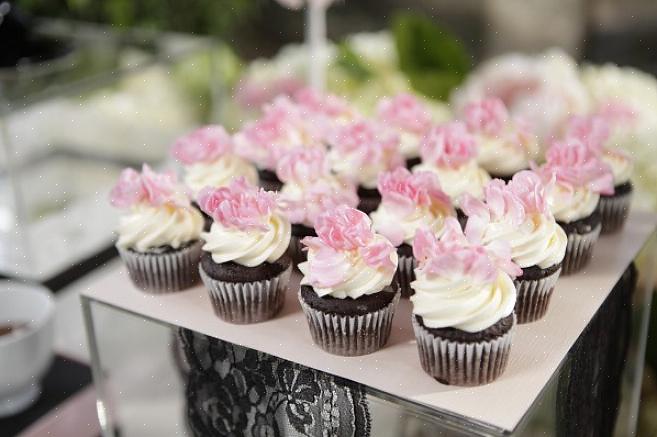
0, 281, 55, 417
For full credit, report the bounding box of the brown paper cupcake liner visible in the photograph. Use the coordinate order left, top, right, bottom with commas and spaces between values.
298, 291, 400, 356
395, 254, 416, 298
599, 191, 632, 234
562, 224, 601, 275
117, 240, 203, 293
412, 316, 515, 386
200, 264, 292, 324
514, 267, 561, 324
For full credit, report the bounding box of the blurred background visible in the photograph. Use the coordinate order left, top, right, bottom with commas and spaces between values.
2, 0, 657, 435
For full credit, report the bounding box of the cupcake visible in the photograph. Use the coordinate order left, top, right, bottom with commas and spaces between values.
412, 121, 491, 226
197, 178, 292, 324
463, 98, 539, 181
410, 218, 521, 386
328, 119, 404, 214
461, 172, 567, 323
536, 140, 614, 274
294, 87, 359, 136
298, 206, 400, 356
110, 164, 204, 293
376, 93, 433, 169
276, 146, 358, 263
171, 125, 258, 228
370, 168, 455, 298
564, 114, 634, 233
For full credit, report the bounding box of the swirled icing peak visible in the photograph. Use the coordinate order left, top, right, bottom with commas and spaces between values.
376, 93, 432, 135
171, 125, 233, 165
110, 164, 188, 209
197, 177, 277, 232
419, 121, 477, 169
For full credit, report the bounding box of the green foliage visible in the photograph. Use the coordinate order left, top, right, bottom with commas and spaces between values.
392, 12, 471, 101
335, 42, 373, 83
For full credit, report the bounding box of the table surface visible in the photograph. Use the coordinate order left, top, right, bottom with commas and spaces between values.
81, 210, 657, 432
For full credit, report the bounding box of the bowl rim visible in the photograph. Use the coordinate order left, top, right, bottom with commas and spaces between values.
0, 280, 55, 346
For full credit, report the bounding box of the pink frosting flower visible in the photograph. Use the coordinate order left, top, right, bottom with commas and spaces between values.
279, 179, 358, 227
377, 168, 453, 216
301, 206, 396, 287
376, 93, 432, 135
235, 76, 306, 110
461, 179, 525, 228
563, 115, 610, 153
463, 97, 509, 137
197, 177, 277, 232
294, 87, 353, 119
538, 139, 614, 195
413, 218, 521, 283
420, 121, 478, 169
171, 125, 233, 165
275, 146, 331, 184
110, 164, 184, 209
507, 170, 551, 216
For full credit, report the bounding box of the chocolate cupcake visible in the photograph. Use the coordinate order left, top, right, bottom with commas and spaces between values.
462, 98, 539, 181
376, 93, 433, 171
110, 164, 204, 293
412, 121, 491, 212
276, 147, 358, 264
298, 206, 400, 356
370, 167, 454, 298
410, 218, 520, 386
461, 172, 567, 323
328, 119, 404, 215
537, 139, 614, 275
197, 178, 292, 324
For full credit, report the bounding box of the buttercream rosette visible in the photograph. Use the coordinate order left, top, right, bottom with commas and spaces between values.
197, 177, 292, 324
370, 167, 455, 297
410, 217, 521, 385
463, 97, 539, 179
461, 172, 567, 323
110, 164, 204, 293
535, 139, 614, 274
298, 206, 400, 356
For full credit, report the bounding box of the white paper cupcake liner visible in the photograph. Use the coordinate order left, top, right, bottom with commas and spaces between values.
514, 266, 561, 324
599, 190, 632, 234
298, 291, 400, 356
562, 223, 601, 275
200, 264, 292, 324
412, 316, 515, 386
395, 254, 416, 298
117, 240, 203, 293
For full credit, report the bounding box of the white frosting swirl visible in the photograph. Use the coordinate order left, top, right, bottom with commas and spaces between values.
411, 271, 516, 332
412, 161, 491, 207
548, 183, 599, 223
116, 204, 203, 252
601, 150, 633, 186
399, 131, 422, 159
478, 214, 567, 269
476, 135, 537, 176
201, 214, 291, 267
184, 155, 258, 196
371, 204, 450, 246
298, 235, 398, 299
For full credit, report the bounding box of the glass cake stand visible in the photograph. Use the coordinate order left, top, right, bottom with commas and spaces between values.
0, 20, 218, 287
80, 211, 657, 436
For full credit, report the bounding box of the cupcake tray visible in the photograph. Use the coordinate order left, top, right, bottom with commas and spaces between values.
81, 210, 657, 433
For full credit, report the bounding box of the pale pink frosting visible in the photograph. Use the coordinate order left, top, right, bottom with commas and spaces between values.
197, 177, 277, 232
463, 97, 508, 137
376, 93, 432, 135
171, 125, 233, 165
110, 164, 186, 209
301, 206, 396, 287
378, 168, 453, 217
563, 115, 609, 153
413, 218, 521, 283
538, 139, 614, 195
506, 170, 551, 216
461, 179, 525, 228
275, 146, 331, 184
235, 76, 305, 110
280, 180, 358, 228
294, 87, 352, 119
419, 121, 478, 169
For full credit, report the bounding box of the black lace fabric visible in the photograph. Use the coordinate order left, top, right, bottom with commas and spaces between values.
178, 328, 371, 437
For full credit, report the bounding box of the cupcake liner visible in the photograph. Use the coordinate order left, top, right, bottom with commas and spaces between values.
298, 291, 400, 356
395, 254, 416, 298
599, 191, 632, 234
200, 264, 292, 324
117, 240, 203, 293
412, 316, 515, 386
514, 267, 561, 324
562, 224, 601, 275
